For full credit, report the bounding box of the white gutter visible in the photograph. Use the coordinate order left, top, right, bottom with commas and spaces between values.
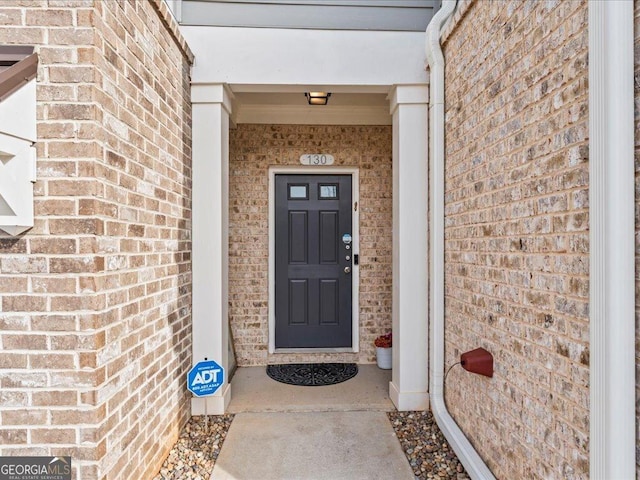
425, 2, 496, 479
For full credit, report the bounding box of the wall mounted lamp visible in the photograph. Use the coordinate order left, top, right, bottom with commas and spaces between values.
305, 91, 331, 105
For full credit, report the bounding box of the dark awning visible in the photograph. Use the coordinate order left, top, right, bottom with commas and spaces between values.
0, 46, 38, 103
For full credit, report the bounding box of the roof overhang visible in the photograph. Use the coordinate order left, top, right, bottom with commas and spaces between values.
0, 46, 38, 103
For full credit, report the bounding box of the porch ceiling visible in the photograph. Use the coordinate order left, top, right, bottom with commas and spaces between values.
231, 90, 392, 125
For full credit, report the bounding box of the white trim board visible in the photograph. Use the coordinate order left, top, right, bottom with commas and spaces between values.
235, 105, 391, 126
588, 0, 635, 478
268, 166, 360, 354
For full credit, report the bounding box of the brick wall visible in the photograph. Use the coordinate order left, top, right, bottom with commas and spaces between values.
635, 0, 640, 476
229, 124, 392, 365
442, 1, 589, 478
0, 1, 193, 479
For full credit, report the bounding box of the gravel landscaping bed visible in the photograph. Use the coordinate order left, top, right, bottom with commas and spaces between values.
388, 411, 470, 480
153, 414, 234, 480
154, 411, 468, 479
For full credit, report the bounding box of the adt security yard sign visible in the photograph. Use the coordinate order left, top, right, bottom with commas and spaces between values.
187, 360, 224, 397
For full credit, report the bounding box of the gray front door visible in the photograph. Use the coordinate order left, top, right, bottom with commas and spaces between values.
275, 174, 353, 348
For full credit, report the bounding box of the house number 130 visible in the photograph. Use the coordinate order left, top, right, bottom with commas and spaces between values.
300, 154, 335, 166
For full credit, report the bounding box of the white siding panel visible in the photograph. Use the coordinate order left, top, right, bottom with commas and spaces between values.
182, 26, 428, 86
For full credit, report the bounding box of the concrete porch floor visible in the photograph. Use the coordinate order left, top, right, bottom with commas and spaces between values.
227, 364, 395, 413
211, 365, 413, 480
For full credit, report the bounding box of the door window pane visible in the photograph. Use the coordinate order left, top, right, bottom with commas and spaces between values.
288, 184, 308, 199
319, 184, 338, 199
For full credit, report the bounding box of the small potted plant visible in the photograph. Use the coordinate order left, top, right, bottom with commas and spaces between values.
374, 332, 392, 369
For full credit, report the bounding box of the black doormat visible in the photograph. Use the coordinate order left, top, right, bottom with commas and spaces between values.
266, 363, 358, 386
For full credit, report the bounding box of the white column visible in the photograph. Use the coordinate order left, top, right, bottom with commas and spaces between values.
588, 1, 635, 478
191, 84, 233, 414
389, 85, 429, 411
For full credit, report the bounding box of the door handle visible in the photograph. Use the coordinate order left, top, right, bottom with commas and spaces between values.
344, 266, 351, 274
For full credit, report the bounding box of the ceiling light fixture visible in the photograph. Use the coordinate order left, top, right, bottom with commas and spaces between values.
305, 91, 331, 106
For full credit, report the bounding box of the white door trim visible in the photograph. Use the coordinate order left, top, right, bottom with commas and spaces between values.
268, 166, 360, 354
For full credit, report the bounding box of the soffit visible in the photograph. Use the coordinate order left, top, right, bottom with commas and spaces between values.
181, 0, 441, 31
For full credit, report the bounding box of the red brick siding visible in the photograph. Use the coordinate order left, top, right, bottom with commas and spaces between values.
442, 1, 589, 478
0, 1, 193, 478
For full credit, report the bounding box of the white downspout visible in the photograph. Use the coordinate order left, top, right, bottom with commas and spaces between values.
425, 2, 496, 479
